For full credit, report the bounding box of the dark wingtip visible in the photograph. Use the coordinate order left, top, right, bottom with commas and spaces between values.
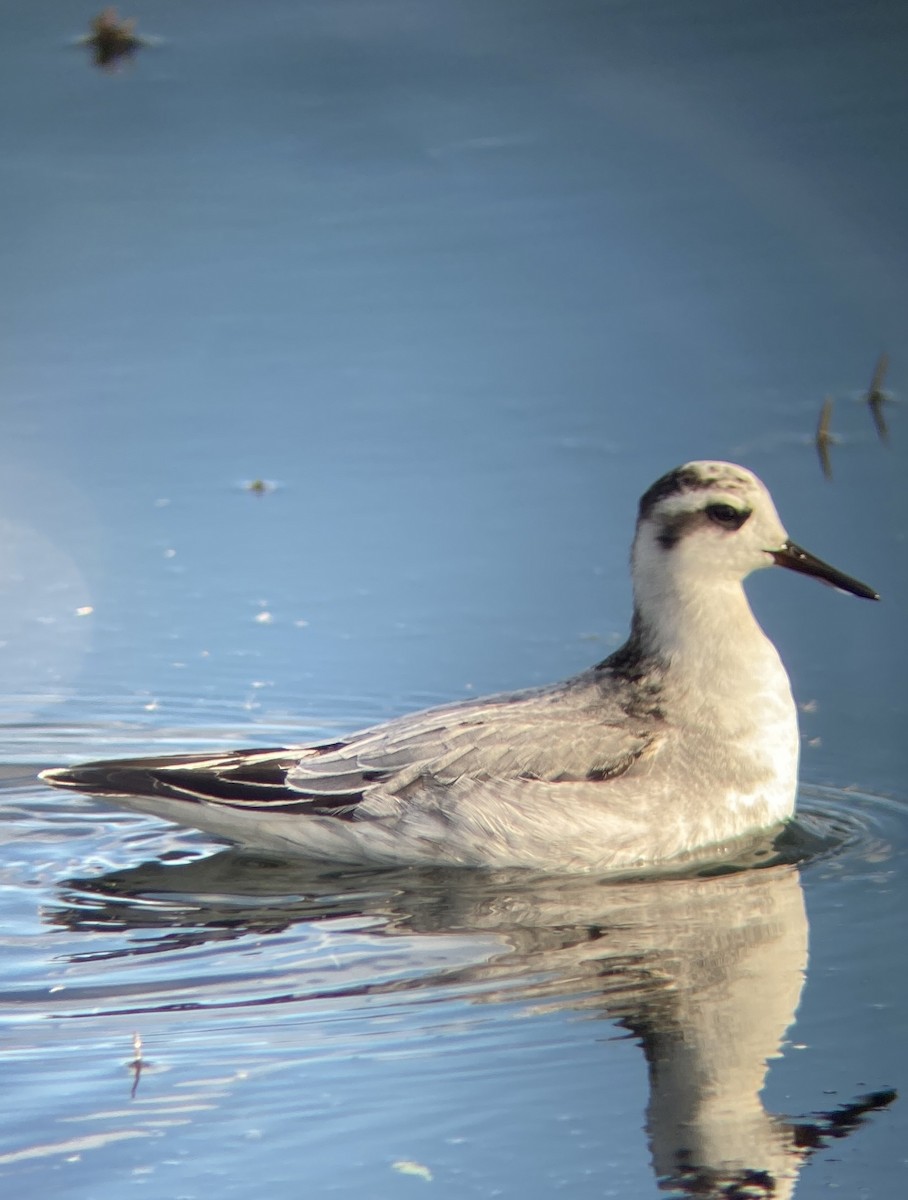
39, 766, 76, 788
39, 764, 120, 792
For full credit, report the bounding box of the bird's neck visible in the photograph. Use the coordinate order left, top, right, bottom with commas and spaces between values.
640, 578, 759, 653
630, 578, 788, 707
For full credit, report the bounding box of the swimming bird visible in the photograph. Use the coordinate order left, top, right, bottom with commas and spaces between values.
40, 462, 878, 872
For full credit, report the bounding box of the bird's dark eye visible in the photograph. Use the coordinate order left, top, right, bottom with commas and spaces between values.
706, 503, 750, 529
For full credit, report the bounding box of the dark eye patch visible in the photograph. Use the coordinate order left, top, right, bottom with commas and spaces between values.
705, 503, 751, 530
655, 503, 752, 549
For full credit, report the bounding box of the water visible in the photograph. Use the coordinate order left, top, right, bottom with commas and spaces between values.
1, 0, 907, 1195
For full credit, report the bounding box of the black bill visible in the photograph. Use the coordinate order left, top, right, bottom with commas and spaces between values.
771, 541, 879, 601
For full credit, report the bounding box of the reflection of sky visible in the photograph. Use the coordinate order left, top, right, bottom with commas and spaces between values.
1, 1, 906, 790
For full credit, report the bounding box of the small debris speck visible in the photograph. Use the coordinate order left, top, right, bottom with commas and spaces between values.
392, 1160, 434, 1182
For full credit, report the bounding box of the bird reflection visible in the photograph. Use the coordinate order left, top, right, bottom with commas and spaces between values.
51, 851, 894, 1198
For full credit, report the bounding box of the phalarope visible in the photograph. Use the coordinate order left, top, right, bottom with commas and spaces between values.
41, 462, 878, 872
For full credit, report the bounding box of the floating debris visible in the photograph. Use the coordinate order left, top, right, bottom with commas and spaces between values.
77, 8, 157, 71
128, 1031, 144, 1099
864, 352, 890, 444
392, 1160, 434, 1182
814, 396, 836, 481
244, 479, 276, 496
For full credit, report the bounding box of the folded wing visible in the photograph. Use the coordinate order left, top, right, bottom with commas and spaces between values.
41, 680, 658, 821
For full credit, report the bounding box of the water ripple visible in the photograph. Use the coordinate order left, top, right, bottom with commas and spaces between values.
1, 774, 905, 1033
788, 783, 908, 869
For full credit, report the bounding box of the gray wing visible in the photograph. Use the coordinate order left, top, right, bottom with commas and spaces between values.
42, 677, 658, 822
286, 680, 656, 805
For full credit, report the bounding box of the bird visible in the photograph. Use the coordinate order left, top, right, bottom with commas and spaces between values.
865, 352, 890, 444
76, 8, 156, 71
815, 396, 836, 480
40, 462, 879, 873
